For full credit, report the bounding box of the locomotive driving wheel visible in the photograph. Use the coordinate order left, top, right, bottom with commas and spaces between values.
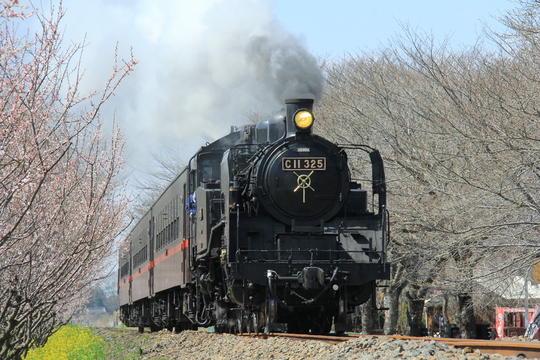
235, 311, 246, 334
249, 311, 259, 334
252, 310, 264, 334
265, 297, 277, 332
266, 298, 276, 324
244, 309, 258, 334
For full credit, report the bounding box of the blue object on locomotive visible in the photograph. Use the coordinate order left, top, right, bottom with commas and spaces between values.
186, 193, 196, 214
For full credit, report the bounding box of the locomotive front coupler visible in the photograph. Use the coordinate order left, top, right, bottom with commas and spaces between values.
267, 267, 339, 305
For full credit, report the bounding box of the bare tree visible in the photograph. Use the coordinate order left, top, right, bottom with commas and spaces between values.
130, 141, 188, 217
0, 2, 135, 358
382, 263, 407, 335
317, 0, 540, 338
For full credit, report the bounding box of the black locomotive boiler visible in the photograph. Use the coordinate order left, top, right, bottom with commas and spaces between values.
118, 98, 389, 334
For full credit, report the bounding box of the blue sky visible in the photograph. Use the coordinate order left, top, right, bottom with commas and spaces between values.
51, 0, 518, 166
273, 0, 514, 55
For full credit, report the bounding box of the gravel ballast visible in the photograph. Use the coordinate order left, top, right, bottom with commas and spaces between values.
106, 330, 531, 360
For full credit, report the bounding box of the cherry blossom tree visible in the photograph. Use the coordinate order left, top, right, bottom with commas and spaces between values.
0, 1, 135, 358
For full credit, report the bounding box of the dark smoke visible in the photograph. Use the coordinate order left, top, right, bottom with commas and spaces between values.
246, 35, 325, 104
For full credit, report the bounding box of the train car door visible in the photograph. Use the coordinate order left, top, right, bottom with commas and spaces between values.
183, 183, 189, 285
149, 216, 155, 297
128, 245, 133, 304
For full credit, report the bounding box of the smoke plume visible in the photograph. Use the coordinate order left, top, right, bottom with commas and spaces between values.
58, 0, 325, 166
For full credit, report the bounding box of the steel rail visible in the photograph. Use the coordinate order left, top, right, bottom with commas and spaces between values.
240, 333, 540, 358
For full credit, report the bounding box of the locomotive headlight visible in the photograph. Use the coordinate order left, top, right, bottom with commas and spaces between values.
294, 110, 314, 130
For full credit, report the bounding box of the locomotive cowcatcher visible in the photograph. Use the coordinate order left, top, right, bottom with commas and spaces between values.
118, 98, 390, 334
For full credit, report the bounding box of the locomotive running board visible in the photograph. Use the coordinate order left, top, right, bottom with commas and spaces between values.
291, 219, 324, 233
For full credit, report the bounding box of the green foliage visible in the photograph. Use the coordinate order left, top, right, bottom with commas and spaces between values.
25, 325, 105, 360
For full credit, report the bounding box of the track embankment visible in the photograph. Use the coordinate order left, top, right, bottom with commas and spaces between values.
95, 327, 539, 359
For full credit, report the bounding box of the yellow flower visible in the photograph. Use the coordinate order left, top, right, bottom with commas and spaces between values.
26, 324, 105, 360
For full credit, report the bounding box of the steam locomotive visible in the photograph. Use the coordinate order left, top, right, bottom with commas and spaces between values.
118, 99, 389, 334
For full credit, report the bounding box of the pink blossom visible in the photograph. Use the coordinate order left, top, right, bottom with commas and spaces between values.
0, 2, 136, 359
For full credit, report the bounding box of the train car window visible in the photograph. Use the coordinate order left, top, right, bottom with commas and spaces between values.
154, 198, 184, 253
198, 154, 221, 183
120, 262, 129, 278
133, 244, 148, 268
189, 171, 196, 194
157, 212, 162, 241
162, 227, 166, 247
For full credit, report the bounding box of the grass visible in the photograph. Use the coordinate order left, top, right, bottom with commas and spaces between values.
94, 326, 155, 360
102, 328, 146, 360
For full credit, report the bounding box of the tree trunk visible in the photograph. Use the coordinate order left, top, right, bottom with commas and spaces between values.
384, 264, 407, 335
360, 298, 374, 334
458, 294, 476, 339
404, 285, 427, 336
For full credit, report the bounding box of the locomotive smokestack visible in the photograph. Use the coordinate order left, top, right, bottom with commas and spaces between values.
285, 98, 314, 137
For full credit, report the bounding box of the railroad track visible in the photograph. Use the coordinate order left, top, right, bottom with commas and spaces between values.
240, 333, 540, 358
239, 332, 351, 345
432, 337, 540, 359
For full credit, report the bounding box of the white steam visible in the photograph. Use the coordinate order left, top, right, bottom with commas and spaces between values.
59, 0, 325, 166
